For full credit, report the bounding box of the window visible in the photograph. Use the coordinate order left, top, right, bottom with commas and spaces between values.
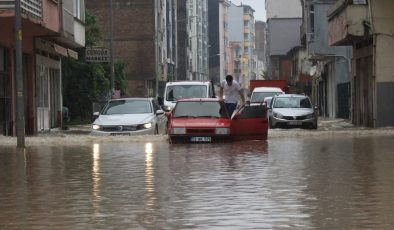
73, 0, 85, 21
309, 5, 314, 33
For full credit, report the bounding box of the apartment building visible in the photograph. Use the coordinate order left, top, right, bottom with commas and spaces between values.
0, 0, 85, 136
86, 0, 177, 97
328, 0, 394, 127
228, 3, 256, 89
208, 0, 230, 85
300, 0, 352, 119
265, 0, 302, 81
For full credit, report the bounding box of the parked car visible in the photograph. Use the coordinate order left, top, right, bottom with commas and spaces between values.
166, 98, 268, 143
161, 81, 216, 111
250, 87, 284, 105
268, 94, 318, 129
91, 98, 167, 136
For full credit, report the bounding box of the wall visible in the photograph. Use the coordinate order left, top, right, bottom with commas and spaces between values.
86, 0, 155, 96
373, 0, 394, 126
267, 18, 302, 56
373, 0, 394, 83
255, 21, 265, 61
228, 3, 243, 42
310, 4, 351, 57
265, 0, 302, 19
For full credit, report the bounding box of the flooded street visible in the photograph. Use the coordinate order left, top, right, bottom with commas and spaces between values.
1, 131, 394, 229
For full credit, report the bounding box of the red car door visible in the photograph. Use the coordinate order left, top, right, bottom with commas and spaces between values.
231, 104, 268, 141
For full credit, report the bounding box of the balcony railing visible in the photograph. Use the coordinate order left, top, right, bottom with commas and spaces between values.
0, 0, 42, 19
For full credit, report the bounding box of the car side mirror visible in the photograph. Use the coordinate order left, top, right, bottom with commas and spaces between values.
92, 111, 100, 121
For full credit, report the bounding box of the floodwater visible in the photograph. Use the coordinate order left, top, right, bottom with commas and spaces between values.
1, 133, 394, 229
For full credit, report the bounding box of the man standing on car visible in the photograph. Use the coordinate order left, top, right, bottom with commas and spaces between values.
219, 75, 245, 117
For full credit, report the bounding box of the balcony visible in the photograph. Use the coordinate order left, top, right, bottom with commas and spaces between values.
0, 0, 42, 20
327, 0, 368, 46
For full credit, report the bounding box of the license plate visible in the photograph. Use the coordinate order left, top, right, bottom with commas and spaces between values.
190, 137, 212, 142
110, 133, 131, 136
288, 121, 302, 126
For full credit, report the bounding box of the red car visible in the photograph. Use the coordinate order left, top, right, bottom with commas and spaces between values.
166, 98, 268, 143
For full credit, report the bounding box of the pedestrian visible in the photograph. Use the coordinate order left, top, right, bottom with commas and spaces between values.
219, 75, 245, 117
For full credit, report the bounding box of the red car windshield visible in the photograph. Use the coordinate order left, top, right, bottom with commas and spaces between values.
173, 101, 229, 118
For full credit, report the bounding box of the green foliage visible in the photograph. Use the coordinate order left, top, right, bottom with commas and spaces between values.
62, 10, 127, 122
85, 11, 102, 47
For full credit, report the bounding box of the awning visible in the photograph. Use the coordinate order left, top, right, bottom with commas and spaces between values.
54, 44, 68, 57
67, 49, 78, 60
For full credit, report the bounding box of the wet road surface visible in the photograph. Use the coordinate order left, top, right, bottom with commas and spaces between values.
1, 133, 394, 229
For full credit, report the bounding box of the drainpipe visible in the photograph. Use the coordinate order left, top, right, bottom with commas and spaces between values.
154, 0, 159, 99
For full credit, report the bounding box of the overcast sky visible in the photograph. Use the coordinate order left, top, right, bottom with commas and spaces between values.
230, 0, 266, 21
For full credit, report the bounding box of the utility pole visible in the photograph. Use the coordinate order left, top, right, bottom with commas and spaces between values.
154, 0, 159, 99
15, 0, 25, 148
109, 0, 115, 98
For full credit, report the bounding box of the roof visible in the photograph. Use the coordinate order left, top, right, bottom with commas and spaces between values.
275, 94, 308, 98
166, 81, 211, 86
176, 98, 220, 102
109, 97, 153, 101
253, 87, 284, 93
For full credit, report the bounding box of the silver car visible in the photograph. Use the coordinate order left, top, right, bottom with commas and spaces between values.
91, 98, 167, 136
268, 94, 318, 129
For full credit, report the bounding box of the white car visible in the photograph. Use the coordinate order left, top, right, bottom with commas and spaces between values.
250, 87, 284, 105
268, 94, 318, 129
162, 81, 215, 111
91, 98, 167, 136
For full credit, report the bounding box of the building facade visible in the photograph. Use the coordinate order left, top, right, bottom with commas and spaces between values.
208, 0, 230, 86
255, 21, 266, 79
176, 0, 208, 81
86, 0, 177, 98
228, 3, 256, 89
0, 0, 85, 136
301, 0, 352, 119
265, 0, 302, 82
328, 0, 394, 127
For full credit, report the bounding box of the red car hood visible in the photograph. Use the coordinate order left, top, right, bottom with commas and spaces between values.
171, 117, 231, 128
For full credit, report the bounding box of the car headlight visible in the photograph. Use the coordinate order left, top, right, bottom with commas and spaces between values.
143, 123, 152, 129
172, 127, 186, 134
215, 128, 230, 135
136, 123, 153, 130
273, 112, 283, 118
92, 124, 101, 130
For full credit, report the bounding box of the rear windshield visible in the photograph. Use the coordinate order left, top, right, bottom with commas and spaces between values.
102, 100, 152, 115
251, 92, 282, 103
273, 97, 312, 108
166, 85, 207, 101
173, 101, 228, 118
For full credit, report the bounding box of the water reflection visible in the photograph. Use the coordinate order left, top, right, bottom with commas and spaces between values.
145, 142, 156, 213
92, 143, 101, 210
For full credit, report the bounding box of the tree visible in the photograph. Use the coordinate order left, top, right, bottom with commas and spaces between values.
62, 11, 126, 123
